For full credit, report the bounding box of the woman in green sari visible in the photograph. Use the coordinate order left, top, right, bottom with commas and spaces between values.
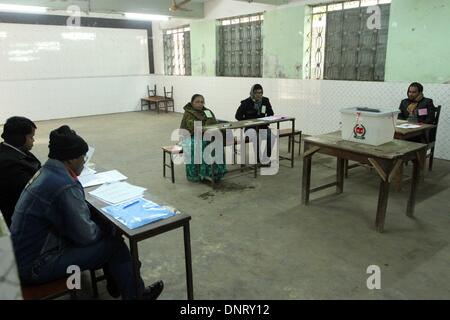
180, 94, 227, 183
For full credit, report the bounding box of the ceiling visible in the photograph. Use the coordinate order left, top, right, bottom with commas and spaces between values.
0, 0, 296, 19
0, 0, 207, 18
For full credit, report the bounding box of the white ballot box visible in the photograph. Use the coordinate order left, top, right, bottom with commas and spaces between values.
341, 107, 399, 146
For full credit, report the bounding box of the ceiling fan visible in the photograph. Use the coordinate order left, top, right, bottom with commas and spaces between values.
169, 0, 192, 12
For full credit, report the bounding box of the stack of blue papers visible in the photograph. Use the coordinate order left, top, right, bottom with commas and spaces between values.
102, 198, 176, 229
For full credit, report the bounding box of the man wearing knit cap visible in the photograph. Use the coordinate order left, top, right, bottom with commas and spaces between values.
0, 116, 41, 227
10, 125, 163, 300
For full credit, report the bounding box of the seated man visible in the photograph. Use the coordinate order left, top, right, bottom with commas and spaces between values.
235, 84, 274, 161
398, 82, 435, 124
10, 125, 163, 300
0, 116, 41, 228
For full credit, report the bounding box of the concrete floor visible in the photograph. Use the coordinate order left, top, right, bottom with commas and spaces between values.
27, 111, 450, 300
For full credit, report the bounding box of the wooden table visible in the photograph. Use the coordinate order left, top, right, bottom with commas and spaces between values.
141, 96, 172, 113
205, 116, 297, 168
85, 190, 193, 300
301, 131, 427, 232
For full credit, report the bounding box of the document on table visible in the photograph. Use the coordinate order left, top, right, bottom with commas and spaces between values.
259, 115, 288, 121
89, 181, 146, 204
79, 169, 127, 188
396, 123, 422, 129
102, 198, 176, 229
80, 166, 96, 176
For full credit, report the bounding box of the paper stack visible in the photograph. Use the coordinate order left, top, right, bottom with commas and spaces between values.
89, 181, 146, 204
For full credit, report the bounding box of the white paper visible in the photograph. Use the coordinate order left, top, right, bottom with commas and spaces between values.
85, 146, 95, 165
396, 123, 421, 129
259, 115, 287, 121
80, 146, 96, 176
89, 181, 146, 204
79, 169, 127, 188
80, 166, 97, 177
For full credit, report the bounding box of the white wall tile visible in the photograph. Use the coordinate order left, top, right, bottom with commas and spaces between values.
151, 75, 450, 160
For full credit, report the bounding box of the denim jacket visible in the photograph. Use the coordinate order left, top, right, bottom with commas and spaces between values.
10, 159, 101, 282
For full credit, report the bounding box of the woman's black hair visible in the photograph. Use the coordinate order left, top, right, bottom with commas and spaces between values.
252, 84, 263, 92
191, 94, 204, 103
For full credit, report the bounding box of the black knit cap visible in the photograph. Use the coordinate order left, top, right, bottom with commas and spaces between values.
48, 125, 88, 161
1, 116, 36, 148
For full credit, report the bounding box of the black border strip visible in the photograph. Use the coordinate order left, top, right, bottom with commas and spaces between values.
0, 11, 154, 73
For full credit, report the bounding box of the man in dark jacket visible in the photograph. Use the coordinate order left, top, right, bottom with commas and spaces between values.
10, 125, 163, 300
398, 82, 435, 124
0, 117, 41, 228
235, 84, 275, 161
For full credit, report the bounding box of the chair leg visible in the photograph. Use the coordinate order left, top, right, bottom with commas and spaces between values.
163, 151, 166, 178
429, 148, 435, 171
298, 132, 302, 155
288, 136, 291, 153
171, 156, 175, 183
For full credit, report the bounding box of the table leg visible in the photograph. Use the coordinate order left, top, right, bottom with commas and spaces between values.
336, 158, 345, 194
407, 157, 420, 217
291, 119, 295, 168
301, 148, 312, 205
183, 223, 194, 300
375, 178, 390, 233
129, 239, 142, 299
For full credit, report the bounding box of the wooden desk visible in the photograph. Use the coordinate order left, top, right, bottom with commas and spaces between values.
395, 120, 436, 142
301, 131, 427, 232
141, 96, 173, 113
205, 116, 297, 168
85, 190, 193, 300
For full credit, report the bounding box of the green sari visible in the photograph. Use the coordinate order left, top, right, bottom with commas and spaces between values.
180, 103, 227, 182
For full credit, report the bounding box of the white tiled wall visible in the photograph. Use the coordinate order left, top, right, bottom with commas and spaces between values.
0, 76, 149, 124
151, 75, 450, 160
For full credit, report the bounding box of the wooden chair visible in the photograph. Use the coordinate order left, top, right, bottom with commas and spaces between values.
163, 86, 175, 113
21, 278, 77, 300
162, 145, 183, 183
427, 105, 441, 171
140, 85, 157, 111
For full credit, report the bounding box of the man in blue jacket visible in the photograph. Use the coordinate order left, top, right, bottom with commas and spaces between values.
10, 125, 163, 300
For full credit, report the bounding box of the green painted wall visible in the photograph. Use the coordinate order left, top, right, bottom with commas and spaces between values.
385, 0, 450, 83
263, 6, 305, 79
190, 20, 217, 77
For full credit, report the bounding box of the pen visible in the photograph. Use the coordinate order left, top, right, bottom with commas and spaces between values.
123, 199, 140, 209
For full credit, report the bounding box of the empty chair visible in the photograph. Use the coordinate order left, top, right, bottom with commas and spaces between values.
141, 85, 157, 111
164, 86, 175, 113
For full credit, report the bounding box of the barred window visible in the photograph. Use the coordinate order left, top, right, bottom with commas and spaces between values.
305, 0, 391, 81
163, 26, 191, 76
217, 13, 264, 77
